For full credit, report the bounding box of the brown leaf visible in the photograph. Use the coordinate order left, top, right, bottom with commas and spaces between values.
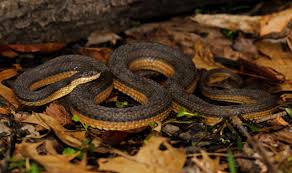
260, 8, 292, 36
86, 32, 121, 46
191, 8, 292, 36
79, 47, 112, 64
233, 35, 258, 56
271, 127, 292, 145
192, 40, 225, 70
0, 107, 9, 115
45, 103, 72, 126
287, 31, 292, 51
0, 68, 20, 107
16, 141, 98, 173
255, 41, 292, 90
0, 45, 18, 58
125, 17, 201, 55
8, 43, 64, 53
190, 150, 226, 173
98, 135, 186, 173
191, 14, 261, 34
23, 113, 85, 148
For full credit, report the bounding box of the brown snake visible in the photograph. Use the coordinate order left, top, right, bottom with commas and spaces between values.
13, 42, 278, 130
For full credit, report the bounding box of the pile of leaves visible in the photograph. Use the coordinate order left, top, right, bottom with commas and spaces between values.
0, 1, 292, 173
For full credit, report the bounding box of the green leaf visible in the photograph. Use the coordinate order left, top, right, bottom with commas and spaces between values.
221, 29, 239, 39
62, 147, 78, 155
242, 123, 259, 132
148, 121, 158, 128
194, 8, 203, 14
82, 138, 90, 145
8, 158, 26, 171
236, 136, 243, 150
82, 122, 89, 131
285, 108, 292, 118
28, 162, 40, 173
115, 101, 128, 108
227, 149, 237, 173
176, 107, 200, 118
72, 114, 80, 122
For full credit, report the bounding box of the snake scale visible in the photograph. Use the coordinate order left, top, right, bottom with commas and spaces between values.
13, 42, 277, 130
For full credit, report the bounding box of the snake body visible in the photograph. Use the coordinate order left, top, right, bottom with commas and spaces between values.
13, 42, 277, 130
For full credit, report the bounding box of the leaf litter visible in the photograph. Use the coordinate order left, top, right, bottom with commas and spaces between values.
1, 1, 292, 173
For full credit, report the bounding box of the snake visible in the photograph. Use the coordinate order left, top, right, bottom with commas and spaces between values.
13, 42, 278, 130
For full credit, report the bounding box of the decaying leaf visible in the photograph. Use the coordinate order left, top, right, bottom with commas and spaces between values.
191, 8, 292, 36
79, 47, 112, 64
8, 43, 65, 53
16, 141, 98, 173
23, 113, 85, 148
99, 135, 186, 173
45, 103, 72, 126
0, 68, 20, 107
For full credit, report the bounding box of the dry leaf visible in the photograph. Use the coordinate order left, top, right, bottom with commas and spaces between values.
267, 116, 289, 126
0, 107, 9, 114
287, 31, 292, 51
16, 141, 98, 173
260, 8, 292, 36
255, 41, 292, 90
191, 8, 292, 36
99, 135, 186, 173
190, 150, 227, 173
86, 32, 121, 46
79, 47, 112, 64
192, 40, 225, 70
8, 43, 64, 53
233, 35, 258, 56
0, 122, 11, 135
0, 45, 18, 58
191, 14, 260, 34
0, 68, 20, 107
23, 113, 85, 148
45, 103, 72, 126
125, 17, 201, 55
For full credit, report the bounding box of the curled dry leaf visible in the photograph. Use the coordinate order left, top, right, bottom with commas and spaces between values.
0, 68, 20, 107
23, 113, 85, 148
8, 43, 65, 53
86, 32, 121, 46
16, 141, 97, 173
79, 47, 112, 64
45, 103, 72, 126
191, 8, 292, 36
98, 135, 186, 173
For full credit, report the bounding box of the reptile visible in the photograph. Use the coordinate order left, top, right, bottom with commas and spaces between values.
13, 42, 278, 130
